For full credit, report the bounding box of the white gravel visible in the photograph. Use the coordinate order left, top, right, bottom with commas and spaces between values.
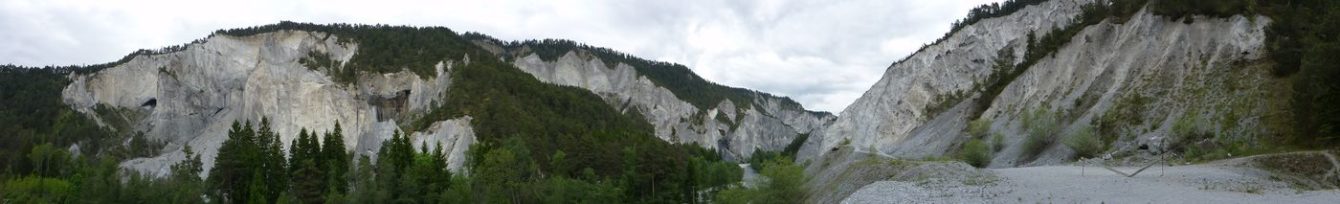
844, 164, 1340, 203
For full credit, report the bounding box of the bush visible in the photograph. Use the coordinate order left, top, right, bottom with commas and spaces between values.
992, 133, 1006, 152
1021, 109, 1060, 158
1171, 114, 1210, 149
1063, 124, 1105, 159
1, 176, 74, 203
715, 158, 809, 204
967, 118, 992, 139
958, 139, 993, 168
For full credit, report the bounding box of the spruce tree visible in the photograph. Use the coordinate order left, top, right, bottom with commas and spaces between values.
257, 118, 288, 202
321, 122, 349, 193
169, 145, 204, 204
208, 121, 257, 203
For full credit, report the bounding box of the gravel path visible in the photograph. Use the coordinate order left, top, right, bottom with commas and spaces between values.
844, 164, 1340, 203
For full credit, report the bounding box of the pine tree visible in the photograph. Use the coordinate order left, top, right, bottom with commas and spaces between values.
169, 145, 204, 204
347, 155, 379, 203
257, 118, 288, 202
208, 121, 258, 203
289, 128, 326, 204
321, 122, 349, 193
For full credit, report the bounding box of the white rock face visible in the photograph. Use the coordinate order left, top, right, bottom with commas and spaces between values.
804, 0, 1277, 167
410, 117, 475, 170
62, 31, 475, 176
512, 51, 834, 159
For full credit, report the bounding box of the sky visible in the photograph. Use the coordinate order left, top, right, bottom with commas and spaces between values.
1, 0, 1001, 114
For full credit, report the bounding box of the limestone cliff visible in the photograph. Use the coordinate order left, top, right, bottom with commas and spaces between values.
504, 49, 834, 160
61, 30, 475, 176
803, 0, 1281, 167
60, 27, 832, 177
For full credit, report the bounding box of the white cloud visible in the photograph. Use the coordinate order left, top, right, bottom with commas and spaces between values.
0, 0, 1002, 113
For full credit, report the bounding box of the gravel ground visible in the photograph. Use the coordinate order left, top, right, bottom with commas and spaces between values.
843, 164, 1340, 203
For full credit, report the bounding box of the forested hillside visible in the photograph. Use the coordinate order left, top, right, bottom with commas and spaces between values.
0, 22, 817, 203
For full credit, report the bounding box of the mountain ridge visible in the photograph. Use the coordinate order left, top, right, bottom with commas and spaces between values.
21, 21, 832, 176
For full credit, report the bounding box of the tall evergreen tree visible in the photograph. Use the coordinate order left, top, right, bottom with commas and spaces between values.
256, 118, 288, 202
289, 128, 326, 204
320, 122, 349, 193
208, 121, 258, 203
169, 145, 204, 204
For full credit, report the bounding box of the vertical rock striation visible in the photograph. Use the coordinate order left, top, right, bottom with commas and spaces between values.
62, 31, 475, 176
803, 0, 1278, 167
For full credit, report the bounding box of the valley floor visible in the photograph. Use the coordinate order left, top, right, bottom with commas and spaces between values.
844, 162, 1340, 203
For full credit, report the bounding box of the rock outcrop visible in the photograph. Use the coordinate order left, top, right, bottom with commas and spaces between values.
803, 0, 1280, 167
510, 51, 835, 160
61, 28, 835, 177
62, 31, 476, 176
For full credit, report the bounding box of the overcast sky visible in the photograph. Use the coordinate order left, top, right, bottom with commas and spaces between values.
1, 0, 1000, 113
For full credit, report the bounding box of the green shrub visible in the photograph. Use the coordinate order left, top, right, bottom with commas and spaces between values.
1021, 109, 1060, 158
1063, 124, 1105, 159
1171, 114, 1211, 149
2, 176, 74, 203
715, 158, 808, 204
958, 139, 993, 168
991, 133, 1005, 152
967, 118, 992, 139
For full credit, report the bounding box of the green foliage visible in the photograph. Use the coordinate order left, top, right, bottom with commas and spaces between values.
1144, 0, 1340, 148
465, 35, 827, 115
973, 0, 1152, 118
782, 133, 810, 157
925, 89, 968, 118
1062, 124, 1105, 159
1171, 114, 1211, 148
535, 176, 623, 203
25, 143, 72, 177
992, 132, 1006, 152
713, 158, 809, 204
1097, 92, 1149, 141
972, 47, 1018, 117
916, 0, 1050, 60
1273, 0, 1340, 146
321, 123, 351, 193
967, 118, 992, 139
2, 176, 74, 203
688, 154, 743, 193
950, 0, 1051, 33
0, 66, 120, 174
747, 149, 780, 171
713, 185, 756, 204
289, 129, 326, 203
747, 133, 811, 171
508, 38, 767, 110
1022, 109, 1061, 158
1149, 0, 1253, 19
217, 21, 477, 82
958, 138, 993, 168
168, 145, 205, 204
1, 22, 749, 203
299, 51, 354, 84
206, 119, 288, 203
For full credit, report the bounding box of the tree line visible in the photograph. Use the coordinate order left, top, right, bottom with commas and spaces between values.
1, 117, 751, 203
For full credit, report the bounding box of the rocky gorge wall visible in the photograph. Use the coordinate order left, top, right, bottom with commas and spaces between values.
61, 31, 477, 176
60, 28, 837, 177
802, 0, 1281, 167
511, 51, 835, 160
